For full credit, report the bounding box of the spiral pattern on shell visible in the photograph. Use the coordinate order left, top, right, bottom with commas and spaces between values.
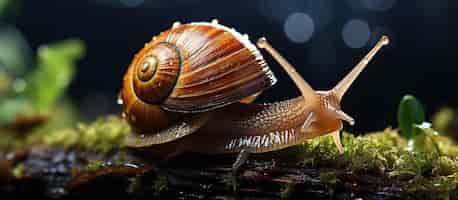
121, 21, 277, 135
132, 42, 182, 104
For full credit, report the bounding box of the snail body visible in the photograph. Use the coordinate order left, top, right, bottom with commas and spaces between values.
120, 20, 389, 166
138, 94, 342, 157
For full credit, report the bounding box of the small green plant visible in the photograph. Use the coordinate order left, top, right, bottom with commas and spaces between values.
397, 95, 445, 154
0, 39, 85, 127
24, 39, 85, 113
0, 0, 85, 129
397, 95, 426, 139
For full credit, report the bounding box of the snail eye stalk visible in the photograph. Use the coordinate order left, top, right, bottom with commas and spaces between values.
257, 37, 318, 103
332, 36, 390, 101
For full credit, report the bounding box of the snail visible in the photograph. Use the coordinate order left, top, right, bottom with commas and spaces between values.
120, 20, 389, 171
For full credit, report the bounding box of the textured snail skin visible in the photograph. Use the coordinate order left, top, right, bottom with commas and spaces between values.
130, 92, 343, 158
192, 92, 343, 154
121, 22, 276, 135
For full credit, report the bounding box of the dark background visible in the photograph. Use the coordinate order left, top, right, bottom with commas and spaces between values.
11, 0, 458, 133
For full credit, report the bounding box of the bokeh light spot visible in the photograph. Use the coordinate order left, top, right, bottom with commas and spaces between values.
284, 12, 315, 43
342, 19, 371, 48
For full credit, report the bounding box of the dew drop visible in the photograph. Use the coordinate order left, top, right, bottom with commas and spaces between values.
140, 134, 145, 138
172, 21, 181, 28
121, 112, 127, 118
117, 97, 123, 105
211, 19, 219, 24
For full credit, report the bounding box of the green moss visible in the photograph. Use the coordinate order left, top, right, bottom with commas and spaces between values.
406, 175, 458, 199
85, 160, 104, 172
432, 156, 458, 177
388, 152, 436, 179
298, 129, 406, 174
74, 116, 130, 152
28, 116, 129, 153
293, 128, 458, 197
12, 163, 25, 178
432, 107, 454, 134
0, 116, 130, 153
435, 134, 458, 156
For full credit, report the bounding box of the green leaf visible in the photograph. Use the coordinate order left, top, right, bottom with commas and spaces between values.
397, 95, 425, 139
23, 39, 85, 113
0, 25, 32, 76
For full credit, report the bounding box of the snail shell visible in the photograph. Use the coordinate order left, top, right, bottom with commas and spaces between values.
121, 22, 277, 140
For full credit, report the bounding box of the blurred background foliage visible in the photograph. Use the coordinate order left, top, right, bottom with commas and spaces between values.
0, 0, 85, 133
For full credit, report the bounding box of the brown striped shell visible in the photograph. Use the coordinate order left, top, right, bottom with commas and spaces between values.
121, 22, 276, 142
123, 22, 276, 113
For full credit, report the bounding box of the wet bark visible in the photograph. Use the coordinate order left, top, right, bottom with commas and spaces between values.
0, 147, 421, 200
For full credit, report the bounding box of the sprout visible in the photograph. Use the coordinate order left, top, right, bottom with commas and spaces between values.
398, 95, 426, 139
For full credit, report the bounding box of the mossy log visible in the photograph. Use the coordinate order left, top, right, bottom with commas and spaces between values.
0, 148, 417, 199
1, 117, 458, 199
